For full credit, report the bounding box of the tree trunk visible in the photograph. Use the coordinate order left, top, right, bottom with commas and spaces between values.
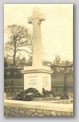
63, 74, 67, 93
63, 67, 67, 93
13, 39, 16, 66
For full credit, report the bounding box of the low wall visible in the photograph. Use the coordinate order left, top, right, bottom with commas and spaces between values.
4, 99, 73, 116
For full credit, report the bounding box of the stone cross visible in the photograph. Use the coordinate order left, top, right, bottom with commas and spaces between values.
28, 7, 45, 67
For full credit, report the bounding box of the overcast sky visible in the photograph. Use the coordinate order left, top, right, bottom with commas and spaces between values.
4, 4, 73, 62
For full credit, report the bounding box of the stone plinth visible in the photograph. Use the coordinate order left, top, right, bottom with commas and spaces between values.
23, 66, 52, 93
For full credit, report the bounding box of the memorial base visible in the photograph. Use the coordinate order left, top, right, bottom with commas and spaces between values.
22, 66, 52, 93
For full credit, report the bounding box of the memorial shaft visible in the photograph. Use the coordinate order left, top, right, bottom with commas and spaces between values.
28, 8, 45, 67
32, 19, 42, 66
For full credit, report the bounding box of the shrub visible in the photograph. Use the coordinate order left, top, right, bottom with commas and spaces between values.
12, 88, 43, 101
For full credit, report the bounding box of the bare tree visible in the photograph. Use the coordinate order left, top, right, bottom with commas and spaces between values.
54, 54, 61, 65
5, 24, 32, 66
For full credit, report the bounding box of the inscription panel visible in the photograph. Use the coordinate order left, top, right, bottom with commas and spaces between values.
27, 76, 37, 88
43, 76, 49, 88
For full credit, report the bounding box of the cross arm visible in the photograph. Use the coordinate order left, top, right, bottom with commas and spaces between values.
39, 14, 46, 21
28, 17, 32, 24
28, 12, 46, 24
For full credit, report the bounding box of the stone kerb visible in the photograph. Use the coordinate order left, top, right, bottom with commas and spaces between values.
4, 99, 73, 112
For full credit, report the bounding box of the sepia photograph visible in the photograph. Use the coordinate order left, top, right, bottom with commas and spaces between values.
4, 4, 73, 116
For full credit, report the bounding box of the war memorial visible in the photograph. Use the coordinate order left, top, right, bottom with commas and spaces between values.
4, 6, 73, 116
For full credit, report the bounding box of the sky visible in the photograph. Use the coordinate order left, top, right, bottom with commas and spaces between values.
4, 4, 73, 62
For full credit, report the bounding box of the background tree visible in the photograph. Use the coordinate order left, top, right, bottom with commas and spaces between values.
5, 24, 32, 66
4, 57, 8, 67
54, 54, 61, 65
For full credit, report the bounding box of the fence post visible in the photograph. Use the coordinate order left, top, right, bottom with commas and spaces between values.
11, 80, 14, 93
